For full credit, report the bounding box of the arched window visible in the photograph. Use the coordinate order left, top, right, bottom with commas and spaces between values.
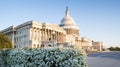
48, 44, 52, 47
41, 44, 44, 48
37, 44, 39, 48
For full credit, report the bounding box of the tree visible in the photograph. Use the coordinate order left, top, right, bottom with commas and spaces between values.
108, 47, 115, 51
108, 46, 120, 51
0, 33, 12, 49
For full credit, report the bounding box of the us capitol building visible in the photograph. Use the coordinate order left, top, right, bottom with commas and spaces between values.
0, 7, 105, 52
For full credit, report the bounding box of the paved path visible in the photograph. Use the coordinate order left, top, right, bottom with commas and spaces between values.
87, 51, 120, 67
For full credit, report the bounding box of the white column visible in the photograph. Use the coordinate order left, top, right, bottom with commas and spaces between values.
12, 28, 15, 48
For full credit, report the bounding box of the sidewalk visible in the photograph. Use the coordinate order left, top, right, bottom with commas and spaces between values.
87, 51, 120, 67
87, 57, 120, 67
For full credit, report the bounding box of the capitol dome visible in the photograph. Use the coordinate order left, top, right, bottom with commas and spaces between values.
60, 7, 79, 30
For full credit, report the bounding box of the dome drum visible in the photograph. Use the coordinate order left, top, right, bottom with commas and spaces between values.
59, 7, 80, 35
64, 28, 79, 36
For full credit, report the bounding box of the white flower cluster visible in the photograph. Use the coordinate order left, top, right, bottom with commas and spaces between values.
0, 47, 87, 67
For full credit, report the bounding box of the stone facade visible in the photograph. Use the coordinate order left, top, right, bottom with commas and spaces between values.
0, 21, 66, 48
0, 7, 105, 51
92, 41, 105, 51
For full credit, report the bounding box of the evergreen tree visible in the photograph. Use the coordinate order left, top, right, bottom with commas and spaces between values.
0, 33, 12, 49
108, 46, 120, 51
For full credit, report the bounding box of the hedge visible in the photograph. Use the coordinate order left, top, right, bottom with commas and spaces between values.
0, 47, 87, 67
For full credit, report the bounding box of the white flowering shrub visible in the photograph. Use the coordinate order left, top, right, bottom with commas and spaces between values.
0, 47, 87, 67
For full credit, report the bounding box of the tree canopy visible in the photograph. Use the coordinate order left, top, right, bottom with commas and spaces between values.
108, 47, 120, 51
0, 33, 12, 49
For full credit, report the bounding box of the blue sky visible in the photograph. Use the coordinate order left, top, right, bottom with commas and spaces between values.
0, 0, 120, 47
